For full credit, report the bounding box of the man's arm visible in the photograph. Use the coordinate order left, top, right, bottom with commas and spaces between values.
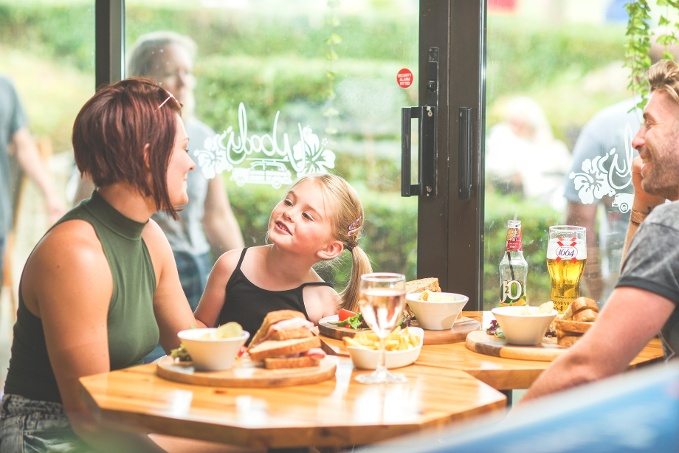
12, 128, 64, 223
521, 286, 673, 402
623, 157, 665, 258
565, 201, 602, 301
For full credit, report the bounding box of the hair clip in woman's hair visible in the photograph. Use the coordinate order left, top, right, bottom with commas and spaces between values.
157, 93, 175, 110
348, 215, 362, 236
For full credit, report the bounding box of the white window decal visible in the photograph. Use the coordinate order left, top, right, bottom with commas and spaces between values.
568, 124, 635, 213
192, 102, 335, 187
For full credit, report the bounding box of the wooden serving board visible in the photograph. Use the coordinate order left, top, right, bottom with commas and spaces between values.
318, 316, 481, 345
156, 355, 337, 387
465, 330, 565, 362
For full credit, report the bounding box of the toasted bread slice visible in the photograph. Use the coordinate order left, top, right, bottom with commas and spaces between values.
405, 277, 441, 294
555, 319, 593, 335
267, 327, 314, 341
562, 297, 599, 320
557, 334, 581, 348
573, 308, 598, 322
249, 310, 306, 347
248, 336, 321, 362
263, 356, 321, 369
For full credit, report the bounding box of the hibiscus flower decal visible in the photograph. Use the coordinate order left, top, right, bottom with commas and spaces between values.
292, 125, 336, 177
193, 132, 232, 180
569, 153, 615, 204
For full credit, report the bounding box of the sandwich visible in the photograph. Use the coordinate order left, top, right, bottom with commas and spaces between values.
555, 297, 599, 347
405, 277, 441, 294
404, 277, 442, 319
247, 310, 325, 369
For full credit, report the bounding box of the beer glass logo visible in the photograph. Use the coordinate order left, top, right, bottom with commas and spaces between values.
548, 236, 583, 261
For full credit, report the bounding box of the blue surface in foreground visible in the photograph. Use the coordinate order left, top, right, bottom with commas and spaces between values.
363, 361, 679, 453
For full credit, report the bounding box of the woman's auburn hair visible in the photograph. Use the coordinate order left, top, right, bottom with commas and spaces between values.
72, 77, 182, 217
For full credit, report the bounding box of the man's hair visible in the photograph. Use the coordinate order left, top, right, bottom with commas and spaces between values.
648, 59, 679, 104
72, 77, 183, 218
127, 31, 197, 77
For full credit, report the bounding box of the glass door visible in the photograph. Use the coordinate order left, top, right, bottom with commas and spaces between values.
483, 1, 638, 310
124, 0, 420, 287
0, 0, 95, 387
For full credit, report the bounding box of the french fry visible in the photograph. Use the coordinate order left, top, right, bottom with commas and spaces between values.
342, 327, 420, 351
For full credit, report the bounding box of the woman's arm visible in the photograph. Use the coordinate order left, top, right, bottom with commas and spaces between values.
21, 221, 123, 445
143, 220, 205, 352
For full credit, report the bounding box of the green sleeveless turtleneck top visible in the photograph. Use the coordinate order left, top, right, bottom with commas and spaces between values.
4, 190, 158, 403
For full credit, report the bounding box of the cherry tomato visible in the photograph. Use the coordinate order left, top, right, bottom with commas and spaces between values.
338, 308, 357, 322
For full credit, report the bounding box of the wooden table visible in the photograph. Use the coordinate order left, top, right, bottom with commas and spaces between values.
321, 311, 665, 391
79, 311, 664, 448
79, 356, 506, 449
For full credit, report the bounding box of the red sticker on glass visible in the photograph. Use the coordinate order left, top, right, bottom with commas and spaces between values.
396, 68, 413, 88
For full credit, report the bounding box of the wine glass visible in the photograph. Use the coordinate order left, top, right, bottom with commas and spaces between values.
356, 272, 407, 384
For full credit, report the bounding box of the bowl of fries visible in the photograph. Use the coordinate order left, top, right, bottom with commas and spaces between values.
343, 327, 424, 370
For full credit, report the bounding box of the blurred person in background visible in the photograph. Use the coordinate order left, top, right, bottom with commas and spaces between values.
74, 32, 244, 362
0, 75, 65, 293
523, 59, 679, 402
485, 95, 571, 210
564, 97, 640, 305
564, 42, 678, 305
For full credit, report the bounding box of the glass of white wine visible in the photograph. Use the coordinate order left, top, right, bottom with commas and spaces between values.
356, 272, 407, 384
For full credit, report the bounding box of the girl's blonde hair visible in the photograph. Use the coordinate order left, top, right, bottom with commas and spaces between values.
292, 173, 372, 310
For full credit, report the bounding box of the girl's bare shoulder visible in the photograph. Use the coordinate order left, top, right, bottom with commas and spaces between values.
213, 247, 250, 275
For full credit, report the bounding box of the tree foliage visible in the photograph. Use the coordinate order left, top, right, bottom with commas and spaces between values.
626, 0, 679, 107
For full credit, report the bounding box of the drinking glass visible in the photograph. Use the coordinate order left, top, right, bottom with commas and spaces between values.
546, 225, 587, 314
356, 272, 407, 384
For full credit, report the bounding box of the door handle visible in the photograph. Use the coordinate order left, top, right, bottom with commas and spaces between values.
458, 107, 472, 201
401, 105, 437, 197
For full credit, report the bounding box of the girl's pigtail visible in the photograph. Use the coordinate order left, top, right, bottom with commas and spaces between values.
340, 245, 372, 311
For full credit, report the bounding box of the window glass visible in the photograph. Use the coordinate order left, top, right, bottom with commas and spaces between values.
125, 0, 419, 287
484, 0, 637, 310
0, 0, 94, 383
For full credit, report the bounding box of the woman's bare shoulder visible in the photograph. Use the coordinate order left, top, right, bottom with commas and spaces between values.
22, 220, 112, 312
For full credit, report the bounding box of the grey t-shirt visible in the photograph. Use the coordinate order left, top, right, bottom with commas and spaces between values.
152, 117, 212, 256
617, 201, 679, 360
0, 75, 26, 236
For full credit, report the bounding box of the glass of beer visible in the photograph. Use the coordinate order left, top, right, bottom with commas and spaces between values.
356, 272, 407, 384
546, 225, 587, 314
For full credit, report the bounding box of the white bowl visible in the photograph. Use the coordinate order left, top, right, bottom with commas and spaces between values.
347, 327, 424, 370
491, 306, 557, 346
405, 292, 469, 330
177, 328, 250, 371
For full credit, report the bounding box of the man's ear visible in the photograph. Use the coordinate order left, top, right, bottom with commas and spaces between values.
317, 240, 344, 260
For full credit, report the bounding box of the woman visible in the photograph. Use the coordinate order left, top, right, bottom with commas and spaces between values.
0, 78, 201, 451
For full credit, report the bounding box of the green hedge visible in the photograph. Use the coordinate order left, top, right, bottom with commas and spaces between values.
228, 179, 559, 309
0, 2, 630, 148
226, 181, 418, 289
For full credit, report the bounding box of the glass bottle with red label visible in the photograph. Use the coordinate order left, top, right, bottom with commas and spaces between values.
499, 219, 528, 306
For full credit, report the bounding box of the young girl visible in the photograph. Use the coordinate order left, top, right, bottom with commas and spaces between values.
195, 173, 372, 338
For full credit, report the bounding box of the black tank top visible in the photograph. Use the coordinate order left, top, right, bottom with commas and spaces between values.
218, 248, 332, 344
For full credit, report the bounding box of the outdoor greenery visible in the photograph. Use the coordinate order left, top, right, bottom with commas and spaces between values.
625, 0, 679, 108
2, 0, 669, 309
